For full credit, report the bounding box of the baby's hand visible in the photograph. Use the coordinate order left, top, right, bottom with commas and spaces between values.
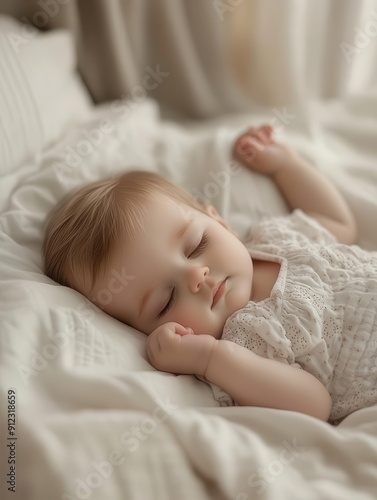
233, 125, 299, 177
146, 322, 216, 376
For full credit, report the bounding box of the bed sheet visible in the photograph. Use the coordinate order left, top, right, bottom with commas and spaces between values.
1, 96, 377, 500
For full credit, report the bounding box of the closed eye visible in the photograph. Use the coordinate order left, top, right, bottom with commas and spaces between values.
156, 233, 209, 319
157, 288, 175, 319
188, 233, 209, 258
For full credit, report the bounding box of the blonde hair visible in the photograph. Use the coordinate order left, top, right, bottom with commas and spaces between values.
43, 170, 206, 293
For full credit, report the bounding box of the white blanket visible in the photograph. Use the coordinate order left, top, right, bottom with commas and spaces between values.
1, 92, 377, 500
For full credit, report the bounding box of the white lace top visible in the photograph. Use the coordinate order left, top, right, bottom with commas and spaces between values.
205, 209, 377, 423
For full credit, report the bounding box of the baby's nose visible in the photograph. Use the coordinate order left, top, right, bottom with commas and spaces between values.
188, 266, 209, 293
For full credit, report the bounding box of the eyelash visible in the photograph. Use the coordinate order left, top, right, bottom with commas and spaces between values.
157, 233, 210, 319
188, 233, 209, 258
157, 288, 175, 319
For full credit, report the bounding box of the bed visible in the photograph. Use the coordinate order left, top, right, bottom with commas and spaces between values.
1, 12, 377, 500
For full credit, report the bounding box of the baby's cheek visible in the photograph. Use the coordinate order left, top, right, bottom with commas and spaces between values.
171, 311, 201, 331
170, 305, 210, 335
228, 283, 250, 314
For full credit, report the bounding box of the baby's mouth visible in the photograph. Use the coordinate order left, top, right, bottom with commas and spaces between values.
211, 278, 228, 309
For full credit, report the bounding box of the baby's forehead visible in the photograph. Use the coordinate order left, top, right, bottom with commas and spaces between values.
144, 195, 201, 226
114, 198, 190, 247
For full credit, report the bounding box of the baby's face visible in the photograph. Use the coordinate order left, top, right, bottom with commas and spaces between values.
90, 195, 253, 338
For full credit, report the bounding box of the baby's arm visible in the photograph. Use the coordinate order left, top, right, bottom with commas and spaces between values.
147, 323, 332, 422
205, 339, 332, 422
234, 125, 357, 244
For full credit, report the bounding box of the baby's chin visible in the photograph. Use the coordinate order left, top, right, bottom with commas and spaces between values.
214, 329, 225, 340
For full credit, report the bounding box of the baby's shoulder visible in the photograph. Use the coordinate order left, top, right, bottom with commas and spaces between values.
245, 209, 337, 249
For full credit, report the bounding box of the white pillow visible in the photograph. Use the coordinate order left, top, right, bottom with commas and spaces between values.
0, 15, 92, 175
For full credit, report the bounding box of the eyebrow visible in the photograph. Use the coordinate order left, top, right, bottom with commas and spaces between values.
138, 218, 194, 318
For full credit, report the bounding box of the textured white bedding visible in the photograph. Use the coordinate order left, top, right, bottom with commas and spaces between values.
1, 92, 377, 500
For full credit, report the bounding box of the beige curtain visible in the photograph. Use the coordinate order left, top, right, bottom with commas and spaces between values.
1, 0, 377, 118
0, 0, 257, 118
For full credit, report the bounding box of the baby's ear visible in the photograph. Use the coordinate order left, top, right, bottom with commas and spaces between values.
205, 205, 239, 237
205, 204, 221, 220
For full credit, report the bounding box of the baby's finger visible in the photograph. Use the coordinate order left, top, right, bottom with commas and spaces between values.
175, 324, 194, 336
245, 127, 262, 139
240, 135, 264, 150
259, 125, 274, 142
256, 131, 269, 144
237, 136, 264, 162
260, 126, 273, 141
261, 124, 273, 134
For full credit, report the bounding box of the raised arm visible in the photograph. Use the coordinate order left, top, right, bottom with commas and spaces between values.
273, 158, 357, 244
234, 125, 357, 244
204, 339, 332, 422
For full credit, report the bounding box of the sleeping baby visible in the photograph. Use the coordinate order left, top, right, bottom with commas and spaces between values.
43, 125, 377, 424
